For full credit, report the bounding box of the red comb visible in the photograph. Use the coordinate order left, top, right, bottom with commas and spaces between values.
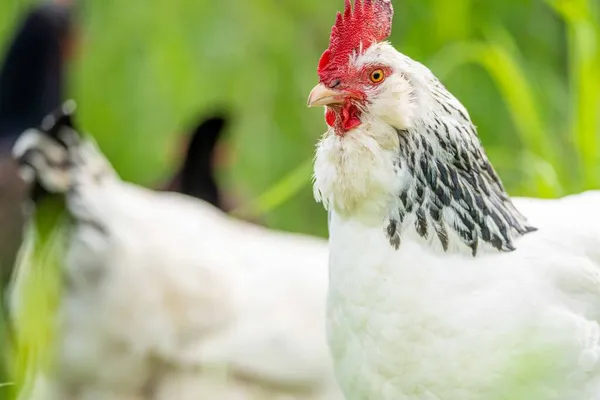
318, 0, 394, 82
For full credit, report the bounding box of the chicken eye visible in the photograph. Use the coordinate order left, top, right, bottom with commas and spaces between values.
369, 69, 385, 83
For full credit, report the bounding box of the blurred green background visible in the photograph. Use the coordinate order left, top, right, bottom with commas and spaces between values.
2, 0, 600, 239
0, 0, 599, 396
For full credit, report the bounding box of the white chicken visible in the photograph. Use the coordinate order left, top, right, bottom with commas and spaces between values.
309, 0, 600, 399
11, 103, 342, 400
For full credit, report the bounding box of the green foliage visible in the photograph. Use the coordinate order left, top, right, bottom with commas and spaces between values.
0, 0, 597, 236
0, 0, 599, 398
5, 198, 65, 400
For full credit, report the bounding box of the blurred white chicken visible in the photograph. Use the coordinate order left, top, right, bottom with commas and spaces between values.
309, 0, 600, 399
12, 103, 341, 400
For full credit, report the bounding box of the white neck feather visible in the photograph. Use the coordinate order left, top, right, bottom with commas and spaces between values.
313, 118, 401, 224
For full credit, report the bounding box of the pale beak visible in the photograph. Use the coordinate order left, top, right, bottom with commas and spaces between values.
307, 83, 346, 107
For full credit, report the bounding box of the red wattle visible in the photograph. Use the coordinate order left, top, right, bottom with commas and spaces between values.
325, 109, 336, 127
342, 113, 361, 132
324, 103, 362, 136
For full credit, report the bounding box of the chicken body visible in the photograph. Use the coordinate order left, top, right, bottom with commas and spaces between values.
13, 109, 341, 400
309, 0, 600, 399
325, 191, 600, 399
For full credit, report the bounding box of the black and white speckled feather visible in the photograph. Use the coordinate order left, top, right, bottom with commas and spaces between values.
385, 109, 536, 256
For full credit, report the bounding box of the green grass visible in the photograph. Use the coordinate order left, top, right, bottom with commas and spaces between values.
2, 198, 65, 400
0, 0, 599, 398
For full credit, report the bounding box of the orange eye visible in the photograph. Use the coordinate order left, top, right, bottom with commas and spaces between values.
369, 69, 385, 83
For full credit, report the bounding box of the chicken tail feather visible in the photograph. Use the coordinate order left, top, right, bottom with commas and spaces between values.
12, 100, 114, 202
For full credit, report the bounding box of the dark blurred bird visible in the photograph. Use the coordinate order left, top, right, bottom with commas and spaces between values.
0, 2, 73, 288
163, 115, 229, 211
162, 115, 266, 225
